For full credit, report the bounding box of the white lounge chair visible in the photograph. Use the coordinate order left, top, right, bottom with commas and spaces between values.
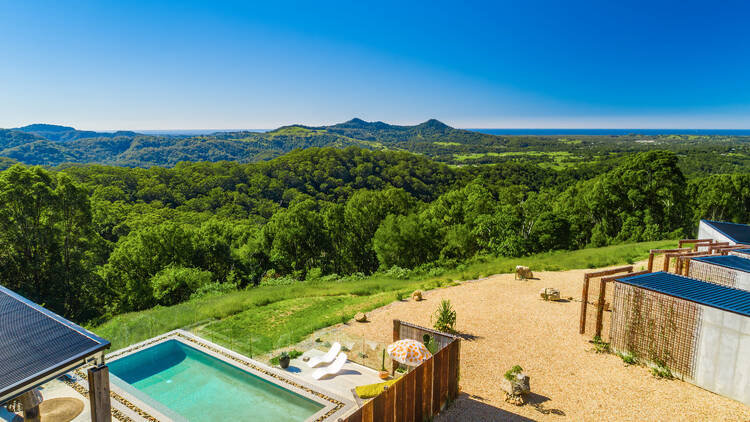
311, 353, 347, 380
307, 342, 341, 368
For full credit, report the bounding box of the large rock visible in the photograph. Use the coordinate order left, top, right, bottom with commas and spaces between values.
355, 312, 367, 322
540, 287, 561, 301
412, 290, 423, 301
501, 373, 530, 396
515, 265, 533, 280
501, 373, 530, 405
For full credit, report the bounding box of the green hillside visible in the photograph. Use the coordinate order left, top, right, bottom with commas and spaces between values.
2, 120, 749, 174
93, 240, 676, 353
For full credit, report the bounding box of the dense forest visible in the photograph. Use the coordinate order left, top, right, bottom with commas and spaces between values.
0, 146, 748, 326
2, 120, 749, 177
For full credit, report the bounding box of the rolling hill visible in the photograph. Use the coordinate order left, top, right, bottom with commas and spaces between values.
1, 120, 749, 174
0, 119, 497, 167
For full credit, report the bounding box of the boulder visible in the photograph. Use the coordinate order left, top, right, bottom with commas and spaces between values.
500, 373, 530, 405
412, 290, 423, 301
515, 266, 533, 280
355, 312, 367, 322
540, 287, 561, 301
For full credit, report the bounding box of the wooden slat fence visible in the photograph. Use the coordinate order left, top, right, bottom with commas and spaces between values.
342, 320, 460, 422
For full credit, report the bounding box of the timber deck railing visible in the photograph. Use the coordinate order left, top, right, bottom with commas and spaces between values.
342, 320, 461, 422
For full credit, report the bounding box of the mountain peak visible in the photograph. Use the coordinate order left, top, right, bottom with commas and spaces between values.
17, 123, 76, 132
333, 118, 390, 130
416, 119, 451, 131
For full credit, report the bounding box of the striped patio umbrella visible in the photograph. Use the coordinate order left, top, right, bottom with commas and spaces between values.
387, 339, 432, 367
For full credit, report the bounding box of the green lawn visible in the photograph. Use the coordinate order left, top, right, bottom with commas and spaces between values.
92, 240, 675, 354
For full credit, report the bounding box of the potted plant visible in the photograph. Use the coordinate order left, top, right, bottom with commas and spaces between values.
379, 349, 389, 379
279, 351, 291, 369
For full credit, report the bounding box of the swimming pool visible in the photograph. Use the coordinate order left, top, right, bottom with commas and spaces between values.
107, 335, 334, 421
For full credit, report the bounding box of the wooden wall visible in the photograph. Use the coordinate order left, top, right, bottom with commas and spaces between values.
343, 322, 460, 422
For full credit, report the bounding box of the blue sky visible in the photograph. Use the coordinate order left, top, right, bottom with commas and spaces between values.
1, 0, 749, 130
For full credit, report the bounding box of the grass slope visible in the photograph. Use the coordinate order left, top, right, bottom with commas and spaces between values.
93, 240, 675, 353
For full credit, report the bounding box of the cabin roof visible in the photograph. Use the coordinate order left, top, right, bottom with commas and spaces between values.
615, 271, 750, 318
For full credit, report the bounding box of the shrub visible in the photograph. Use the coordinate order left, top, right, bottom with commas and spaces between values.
259, 274, 299, 286
305, 267, 323, 281
422, 334, 438, 354
617, 351, 638, 365
504, 365, 523, 381
270, 349, 302, 366
318, 274, 341, 283
385, 266, 411, 280
432, 299, 457, 333
151, 266, 214, 306
591, 335, 610, 353
190, 281, 238, 300
650, 358, 673, 379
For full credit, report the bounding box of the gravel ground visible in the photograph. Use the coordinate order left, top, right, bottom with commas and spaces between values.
341, 262, 750, 421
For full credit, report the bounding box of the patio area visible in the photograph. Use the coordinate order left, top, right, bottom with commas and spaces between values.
284, 349, 383, 402
0, 379, 91, 422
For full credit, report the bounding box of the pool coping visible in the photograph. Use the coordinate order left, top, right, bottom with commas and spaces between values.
70, 330, 355, 422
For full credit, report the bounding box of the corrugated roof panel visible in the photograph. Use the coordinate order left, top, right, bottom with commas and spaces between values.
703, 220, 750, 244
614, 272, 750, 317
0, 285, 109, 400
693, 255, 750, 273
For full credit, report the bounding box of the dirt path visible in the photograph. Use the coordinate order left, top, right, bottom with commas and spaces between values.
341, 263, 750, 421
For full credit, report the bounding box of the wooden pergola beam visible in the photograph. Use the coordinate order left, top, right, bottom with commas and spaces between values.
678, 239, 714, 248
580, 266, 634, 335
647, 248, 692, 271
664, 250, 713, 273
712, 244, 750, 255
680, 254, 713, 276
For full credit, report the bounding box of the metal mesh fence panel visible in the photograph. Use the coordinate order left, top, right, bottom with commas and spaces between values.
610, 282, 701, 379
688, 260, 738, 289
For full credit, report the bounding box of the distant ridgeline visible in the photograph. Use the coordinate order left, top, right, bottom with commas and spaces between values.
1, 119, 749, 175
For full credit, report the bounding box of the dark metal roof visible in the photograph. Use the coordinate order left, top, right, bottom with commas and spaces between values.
693, 255, 750, 274
0, 285, 109, 403
615, 272, 750, 318
703, 220, 750, 244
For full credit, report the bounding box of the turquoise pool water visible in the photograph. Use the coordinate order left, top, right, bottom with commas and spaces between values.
108, 339, 324, 421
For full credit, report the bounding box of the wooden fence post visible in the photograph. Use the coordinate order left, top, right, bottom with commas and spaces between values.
595, 278, 607, 338
432, 349, 442, 415
423, 356, 434, 419
88, 365, 112, 422
452, 339, 461, 399
580, 275, 589, 334
392, 320, 401, 374
414, 362, 424, 422
647, 252, 655, 272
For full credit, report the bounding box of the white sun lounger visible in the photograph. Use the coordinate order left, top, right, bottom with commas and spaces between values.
311, 353, 348, 380
307, 342, 342, 368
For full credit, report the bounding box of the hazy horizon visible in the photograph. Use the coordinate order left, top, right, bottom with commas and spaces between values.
7, 121, 750, 137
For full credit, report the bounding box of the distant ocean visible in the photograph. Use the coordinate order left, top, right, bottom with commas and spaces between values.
139, 129, 270, 135
466, 128, 750, 136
